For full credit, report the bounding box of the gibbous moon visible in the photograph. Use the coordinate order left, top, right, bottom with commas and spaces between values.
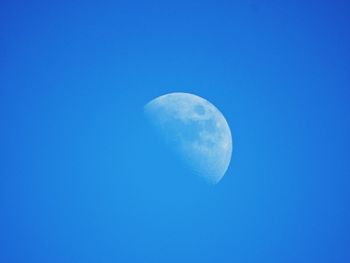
144, 92, 232, 184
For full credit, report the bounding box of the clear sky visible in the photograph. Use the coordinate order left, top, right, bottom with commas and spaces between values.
1, 0, 350, 262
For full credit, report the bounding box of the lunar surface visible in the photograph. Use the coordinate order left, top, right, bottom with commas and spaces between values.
144, 92, 232, 184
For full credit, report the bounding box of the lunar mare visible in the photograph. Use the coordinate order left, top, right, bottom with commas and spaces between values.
144, 92, 232, 184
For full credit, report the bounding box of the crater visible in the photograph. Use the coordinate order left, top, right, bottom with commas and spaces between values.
194, 104, 205, 115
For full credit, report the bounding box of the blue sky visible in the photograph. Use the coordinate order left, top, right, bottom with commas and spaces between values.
1, 0, 350, 262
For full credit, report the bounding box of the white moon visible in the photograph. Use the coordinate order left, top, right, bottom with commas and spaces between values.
144, 92, 232, 184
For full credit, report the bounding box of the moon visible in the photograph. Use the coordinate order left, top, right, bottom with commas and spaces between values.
144, 92, 232, 184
